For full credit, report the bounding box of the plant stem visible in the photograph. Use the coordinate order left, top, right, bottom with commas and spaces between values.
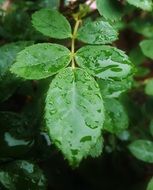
71, 19, 80, 69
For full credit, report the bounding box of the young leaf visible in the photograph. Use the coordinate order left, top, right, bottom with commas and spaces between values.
140, 40, 153, 60
126, 0, 153, 11
0, 41, 33, 78
10, 43, 71, 80
128, 140, 153, 163
104, 99, 129, 134
97, 77, 132, 98
96, 0, 123, 21
75, 45, 133, 81
32, 8, 72, 39
77, 20, 118, 44
147, 177, 153, 190
145, 79, 153, 96
45, 67, 104, 166
0, 160, 46, 190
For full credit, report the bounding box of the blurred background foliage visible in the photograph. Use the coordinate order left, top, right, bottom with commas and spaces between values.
0, 0, 153, 189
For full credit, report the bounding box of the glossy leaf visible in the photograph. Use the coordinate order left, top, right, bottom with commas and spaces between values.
147, 177, 153, 190
0, 160, 46, 190
145, 79, 153, 96
97, 77, 132, 98
75, 45, 133, 81
77, 20, 118, 44
45, 67, 104, 166
0, 41, 33, 78
104, 99, 129, 134
10, 43, 71, 80
96, 0, 123, 21
0, 112, 34, 158
128, 140, 153, 163
126, 0, 153, 11
32, 8, 72, 39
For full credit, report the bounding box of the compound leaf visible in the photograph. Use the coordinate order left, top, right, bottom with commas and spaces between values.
77, 20, 118, 44
10, 43, 71, 80
128, 140, 153, 163
32, 8, 72, 39
75, 45, 133, 81
45, 67, 104, 166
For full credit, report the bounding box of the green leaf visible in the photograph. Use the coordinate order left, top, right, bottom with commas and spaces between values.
42, 0, 60, 9
0, 41, 33, 78
128, 140, 153, 163
77, 20, 118, 44
75, 45, 133, 81
0, 73, 21, 102
126, 0, 153, 11
96, 0, 123, 21
10, 43, 71, 80
130, 17, 153, 38
150, 119, 153, 137
32, 8, 72, 39
45, 67, 104, 166
0, 112, 34, 158
147, 177, 153, 190
89, 136, 103, 158
0, 160, 46, 190
104, 99, 129, 134
0, 42, 33, 101
140, 40, 153, 60
145, 79, 153, 96
97, 77, 132, 98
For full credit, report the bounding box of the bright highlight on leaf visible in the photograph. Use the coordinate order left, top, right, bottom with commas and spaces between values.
10, 43, 71, 80
128, 140, 153, 163
126, 0, 153, 11
45, 67, 104, 166
97, 77, 132, 98
75, 45, 133, 81
77, 20, 118, 44
32, 8, 72, 39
